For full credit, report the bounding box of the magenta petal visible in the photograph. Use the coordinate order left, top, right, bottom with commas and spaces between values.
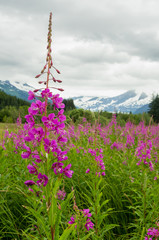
25, 180, 35, 186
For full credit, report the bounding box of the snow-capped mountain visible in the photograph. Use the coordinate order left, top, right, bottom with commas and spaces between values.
0, 80, 155, 113
72, 90, 154, 113
0, 80, 34, 102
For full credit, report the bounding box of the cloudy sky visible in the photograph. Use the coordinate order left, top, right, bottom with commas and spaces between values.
0, 0, 159, 98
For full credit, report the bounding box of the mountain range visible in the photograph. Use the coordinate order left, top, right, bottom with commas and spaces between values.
0, 80, 155, 113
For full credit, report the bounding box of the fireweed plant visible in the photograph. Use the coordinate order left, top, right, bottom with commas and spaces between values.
63, 117, 159, 239
14, 13, 93, 239
1, 110, 159, 238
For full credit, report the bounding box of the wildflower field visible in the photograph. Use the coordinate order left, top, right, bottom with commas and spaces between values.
0, 12, 159, 240
0, 114, 159, 240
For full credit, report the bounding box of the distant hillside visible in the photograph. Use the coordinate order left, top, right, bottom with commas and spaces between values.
0, 80, 32, 102
73, 90, 153, 113
0, 80, 156, 114
0, 89, 30, 110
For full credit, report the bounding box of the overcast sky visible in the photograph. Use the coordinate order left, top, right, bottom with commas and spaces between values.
0, 0, 159, 98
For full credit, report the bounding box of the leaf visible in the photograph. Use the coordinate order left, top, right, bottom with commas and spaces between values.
82, 192, 94, 206
96, 177, 103, 189
24, 206, 50, 239
100, 199, 109, 210
61, 191, 73, 212
80, 232, 94, 240
59, 224, 76, 240
101, 224, 119, 238
54, 209, 61, 240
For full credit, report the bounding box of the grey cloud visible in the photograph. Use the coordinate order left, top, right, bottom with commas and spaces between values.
0, 0, 159, 97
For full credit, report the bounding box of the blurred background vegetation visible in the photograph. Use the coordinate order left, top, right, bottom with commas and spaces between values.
0, 89, 158, 126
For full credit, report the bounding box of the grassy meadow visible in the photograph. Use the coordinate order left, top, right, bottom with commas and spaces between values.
0, 117, 159, 240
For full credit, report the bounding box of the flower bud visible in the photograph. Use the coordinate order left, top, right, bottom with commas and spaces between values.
35, 74, 41, 78
56, 69, 61, 74
33, 89, 40, 93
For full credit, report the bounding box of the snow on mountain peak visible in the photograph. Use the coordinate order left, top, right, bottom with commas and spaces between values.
72, 89, 155, 113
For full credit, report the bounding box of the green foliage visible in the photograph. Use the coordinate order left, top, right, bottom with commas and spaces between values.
68, 108, 96, 124
148, 94, 159, 123
63, 98, 76, 111
0, 117, 159, 239
67, 109, 152, 126
0, 90, 30, 123
0, 90, 30, 110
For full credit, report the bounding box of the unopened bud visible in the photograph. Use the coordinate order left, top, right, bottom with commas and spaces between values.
35, 74, 41, 78
33, 89, 40, 93
56, 69, 61, 74
57, 80, 62, 83
58, 88, 64, 91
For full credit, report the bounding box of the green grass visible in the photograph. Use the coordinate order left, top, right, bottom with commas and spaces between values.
0, 121, 159, 239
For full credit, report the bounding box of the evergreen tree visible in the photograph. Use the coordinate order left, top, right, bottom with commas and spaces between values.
148, 94, 159, 123
62, 98, 76, 111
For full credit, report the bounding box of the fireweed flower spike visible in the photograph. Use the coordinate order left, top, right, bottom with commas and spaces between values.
23, 12, 73, 188
20, 12, 74, 239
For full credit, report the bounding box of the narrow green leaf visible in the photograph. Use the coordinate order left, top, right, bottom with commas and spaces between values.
80, 232, 94, 240
59, 224, 76, 240
61, 191, 73, 212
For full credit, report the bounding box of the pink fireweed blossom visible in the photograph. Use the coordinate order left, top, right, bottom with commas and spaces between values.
125, 134, 135, 148
135, 140, 155, 171
63, 164, 74, 178
82, 209, 92, 218
24, 127, 44, 143
68, 208, 94, 231
28, 91, 36, 100
68, 216, 75, 225
41, 113, 55, 129
21, 146, 31, 159
16, 116, 22, 127
24, 115, 35, 129
32, 154, 42, 163
41, 88, 53, 99
88, 148, 106, 177
28, 100, 45, 115
51, 118, 65, 134
57, 135, 67, 144
55, 149, 68, 162
27, 163, 38, 175
51, 94, 65, 109
37, 173, 48, 187
43, 138, 57, 153
110, 142, 123, 150
85, 219, 94, 231
52, 162, 64, 175
57, 109, 66, 122
24, 180, 36, 187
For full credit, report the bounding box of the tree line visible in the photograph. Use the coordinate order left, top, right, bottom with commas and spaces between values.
0, 90, 76, 123
0, 89, 158, 124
